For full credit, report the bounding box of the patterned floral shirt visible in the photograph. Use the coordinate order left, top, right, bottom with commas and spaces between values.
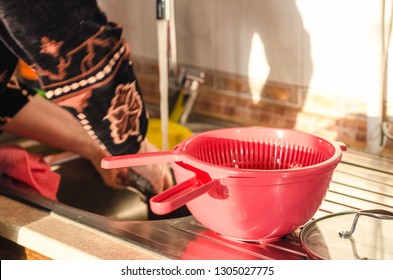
0, 0, 147, 155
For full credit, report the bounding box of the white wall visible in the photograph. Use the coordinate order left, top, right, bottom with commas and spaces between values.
98, 0, 391, 115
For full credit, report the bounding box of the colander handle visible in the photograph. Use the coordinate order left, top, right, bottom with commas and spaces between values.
102, 150, 217, 215
150, 174, 219, 215
101, 150, 189, 169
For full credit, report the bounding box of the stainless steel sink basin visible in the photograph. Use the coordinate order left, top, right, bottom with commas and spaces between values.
54, 156, 191, 221
56, 157, 148, 220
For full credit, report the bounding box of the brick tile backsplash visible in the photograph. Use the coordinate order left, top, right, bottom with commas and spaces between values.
134, 56, 393, 158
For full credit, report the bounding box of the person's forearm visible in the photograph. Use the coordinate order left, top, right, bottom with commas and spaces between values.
1, 94, 105, 163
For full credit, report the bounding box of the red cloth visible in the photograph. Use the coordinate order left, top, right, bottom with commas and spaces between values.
0, 145, 60, 200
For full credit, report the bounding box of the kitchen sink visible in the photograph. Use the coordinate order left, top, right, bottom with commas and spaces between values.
54, 155, 192, 221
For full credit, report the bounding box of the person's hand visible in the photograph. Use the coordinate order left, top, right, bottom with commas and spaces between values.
91, 138, 173, 193
129, 138, 174, 194
89, 148, 130, 190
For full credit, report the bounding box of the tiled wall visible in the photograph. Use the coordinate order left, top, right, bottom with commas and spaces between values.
134, 57, 373, 151
98, 0, 393, 158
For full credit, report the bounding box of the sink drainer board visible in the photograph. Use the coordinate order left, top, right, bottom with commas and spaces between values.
169, 218, 308, 260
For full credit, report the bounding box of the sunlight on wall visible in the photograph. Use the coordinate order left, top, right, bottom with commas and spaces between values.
247, 32, 270, 104
296, 0, 381, 103
296, 0, 385, 153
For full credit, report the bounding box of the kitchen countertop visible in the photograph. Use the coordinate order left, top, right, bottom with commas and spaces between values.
1, 148, 393, 260
0, 195, 166, 260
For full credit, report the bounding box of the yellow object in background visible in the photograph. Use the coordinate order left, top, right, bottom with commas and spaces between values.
169, 90, 185, 123
146, 118, 192, 150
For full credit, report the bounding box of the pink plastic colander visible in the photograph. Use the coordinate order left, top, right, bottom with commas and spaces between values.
102, 127, 346, 241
